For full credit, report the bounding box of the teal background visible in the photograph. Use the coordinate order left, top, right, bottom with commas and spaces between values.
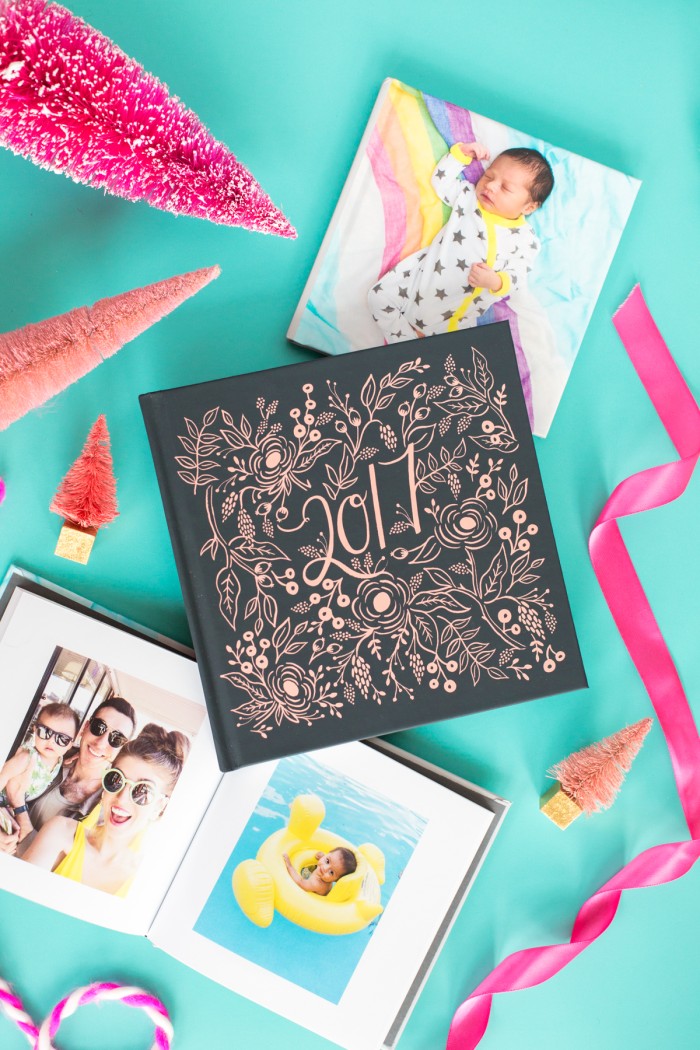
0, 1, 698, 1048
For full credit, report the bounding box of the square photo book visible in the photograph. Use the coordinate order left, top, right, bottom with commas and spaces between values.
288, 77, 640, 436
141, 325, 587, 774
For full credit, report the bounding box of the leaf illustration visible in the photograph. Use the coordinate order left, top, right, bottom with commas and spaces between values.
221, 429, 247, 449
512, 479, 528, 507
297, 439, 340, 472
426, 567, 454, 589
413, 610, 439, 649
472, 347, 494, 393
509, 552, 529, 580
411, 423, 437, 453
272, 617, 292, 653
230, 538, 291, 562
405, 535, 443, 565
222, 672, 267, 700
361, 374, 377, 408
376, 392, 396, 410
486, 666, 508, 680
479, 545, 507, 599
175, 455, 196, 469
468, 431, 518, 452
262, 592, 278, 628
435, 393, 485, 416
177, 470, 196, 484
217, 565, 240, 629
203, 407, 220, 427
185, 418, 198, 438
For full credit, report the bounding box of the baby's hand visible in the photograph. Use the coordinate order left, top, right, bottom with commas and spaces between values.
457, 141, 490, 162
0, 811, 19, 854
468, 262, 503, 292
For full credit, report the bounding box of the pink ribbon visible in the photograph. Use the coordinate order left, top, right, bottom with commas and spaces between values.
446, 285, 700, 1049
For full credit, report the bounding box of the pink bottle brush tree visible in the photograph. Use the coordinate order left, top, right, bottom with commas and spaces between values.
540, 717, 653, 828
51, 414, 118, 563
0, 0, 295, 236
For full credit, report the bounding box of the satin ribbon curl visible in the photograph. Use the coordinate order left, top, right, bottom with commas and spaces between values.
447, 286, 700, 1049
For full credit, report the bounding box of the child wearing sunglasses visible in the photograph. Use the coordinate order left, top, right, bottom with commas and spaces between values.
0, 703, 79, 842
20, 698, 136, 839
23, 723, 190, 897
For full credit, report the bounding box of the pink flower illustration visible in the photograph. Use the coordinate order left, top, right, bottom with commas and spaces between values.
352, 574, 411, 634
267, 663, 316, 715
435, 498, 497, 550
249, 433, 297, 490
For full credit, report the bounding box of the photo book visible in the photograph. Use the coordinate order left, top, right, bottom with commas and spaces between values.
140, 325, 587, 773
0, 569, 508, 1050
287, 77, 641, 436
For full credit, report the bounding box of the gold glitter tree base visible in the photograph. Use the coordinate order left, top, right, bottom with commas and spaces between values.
539, 781, 583, 829
54, 521, 98, 564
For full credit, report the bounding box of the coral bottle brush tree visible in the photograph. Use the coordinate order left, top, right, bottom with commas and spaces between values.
51, 414, 118, 563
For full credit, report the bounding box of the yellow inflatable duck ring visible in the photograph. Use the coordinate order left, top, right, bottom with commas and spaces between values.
233, 793, 385, 935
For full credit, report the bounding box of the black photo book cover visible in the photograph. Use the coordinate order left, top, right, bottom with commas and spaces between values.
140, 325, 586, 771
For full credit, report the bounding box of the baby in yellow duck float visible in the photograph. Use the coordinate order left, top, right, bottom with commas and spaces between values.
233, 793, 385, 935
283, 845, 357, 896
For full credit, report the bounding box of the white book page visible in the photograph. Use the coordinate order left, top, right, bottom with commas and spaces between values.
0, 588, 221, 936
150, 741, 494, 1050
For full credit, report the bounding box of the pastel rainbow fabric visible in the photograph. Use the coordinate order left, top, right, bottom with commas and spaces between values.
288, 79, 639, 436
446, 287, 700, 1049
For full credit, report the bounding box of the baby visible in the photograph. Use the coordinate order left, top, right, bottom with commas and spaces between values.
0, 702, 79, 840
283, 846, 357, 896
368, 141, 554, 341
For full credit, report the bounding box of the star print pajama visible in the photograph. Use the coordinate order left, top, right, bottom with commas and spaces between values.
368, 148, 540, 342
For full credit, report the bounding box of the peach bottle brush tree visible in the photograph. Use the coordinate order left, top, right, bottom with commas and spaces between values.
540, 717, 653, 828
0, 265, 220, 431
0, 0, 295, 235
51, 414, 118, 563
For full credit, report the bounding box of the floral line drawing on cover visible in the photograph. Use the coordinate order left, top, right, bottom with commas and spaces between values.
174, 347, 567, 737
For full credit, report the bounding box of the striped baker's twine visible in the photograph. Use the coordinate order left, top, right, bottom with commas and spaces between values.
0, 978, 173, 1049
0, 978, 39, 1044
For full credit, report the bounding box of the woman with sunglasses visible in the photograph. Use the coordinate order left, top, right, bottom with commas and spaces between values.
13, 698, 137, 845
0, 703, 80, 844
22, 723, 190, 897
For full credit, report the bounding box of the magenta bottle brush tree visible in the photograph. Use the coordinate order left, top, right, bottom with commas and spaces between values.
0, 0, 295, 236
540, 717, 653, 828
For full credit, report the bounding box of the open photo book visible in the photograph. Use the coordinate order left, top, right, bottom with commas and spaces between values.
0, 570, 508, 1050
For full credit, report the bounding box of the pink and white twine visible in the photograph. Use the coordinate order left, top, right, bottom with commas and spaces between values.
0, 978, 173, 1048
